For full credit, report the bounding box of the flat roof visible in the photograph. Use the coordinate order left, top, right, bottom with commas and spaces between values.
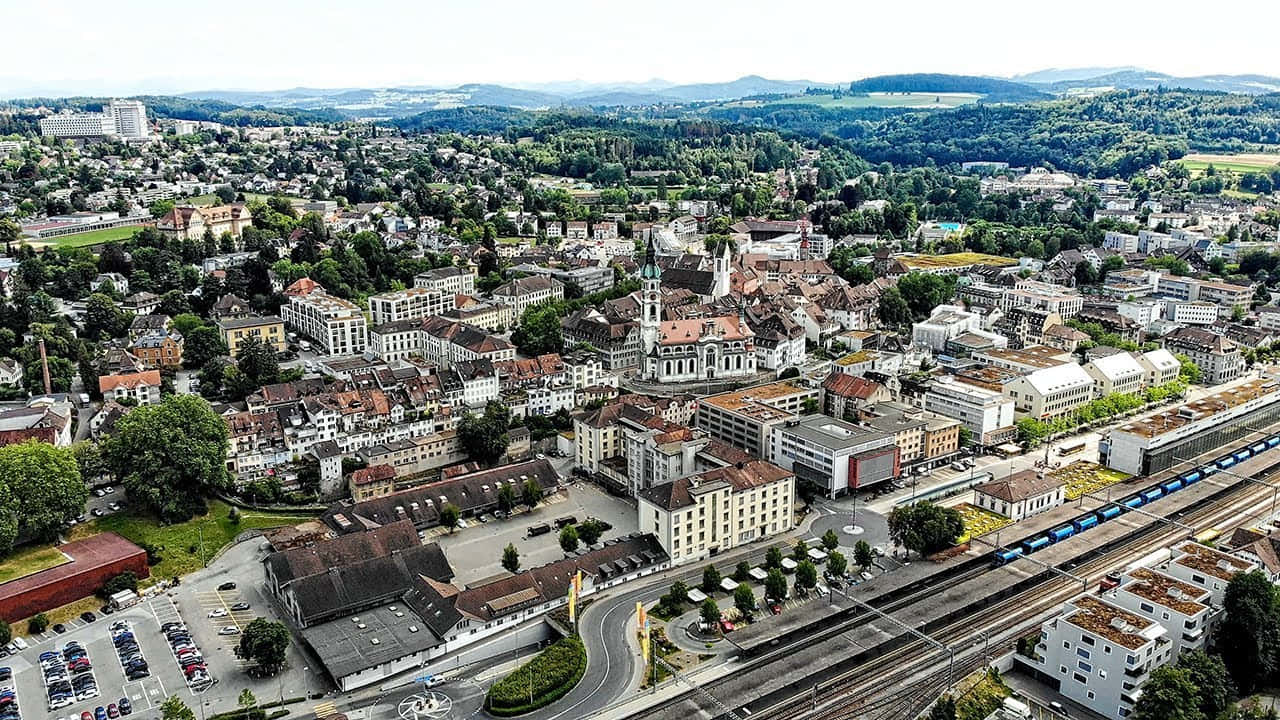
0, 533, 144, 598
302, 603, 437, 679
1172, 540, 1254, 581
1121, 568, 1207, 615
976, 346, 1071, 369
702, 381, 810, 413
778, 414, 892, 451
1063, 595, 1162, 650
1113, 378, 1280, 439
897, 252, 1018, 269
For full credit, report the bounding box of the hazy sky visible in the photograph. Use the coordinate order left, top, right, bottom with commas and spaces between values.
3, 0, 1279, 95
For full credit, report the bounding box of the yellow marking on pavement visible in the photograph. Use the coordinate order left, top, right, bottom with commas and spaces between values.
313, 701, 337, 717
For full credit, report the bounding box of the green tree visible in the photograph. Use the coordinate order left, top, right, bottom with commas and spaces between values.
231, 336, 279, 394
84, 293, 131, 340
667, 580, 690, 611
0, 619, 10, 646
733, 583, 756, 616
877, 285, 912, 327
700, 599, 720, 628
73, 441, 108, 484
765, 546, 783, 570
511, 304, 564, 356
733, 560, 751, 582
1176, 649, 1235, 720
821, 529, 840, 551
1130, 666, 1206, 720
793, 538, 809, 562
887, 501, 965, 558
1216, 570, 1280, 693
237, 618, 291, 674
928, 697, 956, 720
854, 540, 873, 569
701, 564, 722, 594
28, 613, 49, 634
765, 568, 788, 602
1175, 353, 1203, 385
439, 503, 460, 531
160, 696, 196, 720
795, 560, 818, 589
521, 478, 544, 509
1074, 260, 1099, 286
459, 401, 511, 466
502, 543, 520, 573
577, 519, 604, 545
497, 483, 516, 515
101, 395, 231, 522
183, 326, 227, 369
0, 440, 87, 550
827, 551, 848, 578
559, 524, 580, 552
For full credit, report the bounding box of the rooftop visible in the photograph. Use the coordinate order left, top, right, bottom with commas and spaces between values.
300, 602, 437, 679
1113, 378, 1280, 439
896, 252, 1018, 269
1171, 540, 1254, 581
1121, 568, 1208, 616
1063, 595, 1162, 650
976, 345, 1072, 370
702, 381, 810, 413
777, 414, 892, 451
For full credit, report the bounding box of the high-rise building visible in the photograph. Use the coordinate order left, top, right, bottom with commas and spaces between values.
39, 99, 150, 139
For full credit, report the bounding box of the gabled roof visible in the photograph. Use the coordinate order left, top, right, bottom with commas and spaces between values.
974, 469, 1061, 503
98, 370, 162, 393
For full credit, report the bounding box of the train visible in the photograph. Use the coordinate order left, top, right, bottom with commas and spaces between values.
992, 432, 1280, 566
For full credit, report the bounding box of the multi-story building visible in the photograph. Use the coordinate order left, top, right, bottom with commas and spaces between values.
442, 301, 514, 332
509, 263, 615, 295
1135, 349, 1180, 388
1164, 301, 1218, 326
821, 374, 891, 420
695, 381, 820, 458
561, 309, 641, 370
1106, 567, 1213, 658
972, 469, 1062, 521
348, 464, 397, 502
1162, 327, 1243, 386
414, 267, 476, 296
858, 402, 962, 466
281, 289, 368, 356
924, 376, 1016, 446
1083, 352, 1145, 397
1159, 540, 1256, 607
128, 330, 184, 369
912, 305, 984, 352
155, 204, 254, 240
490, 276, 564, 323
217, 315, 287, 354
98, 370, 162, 405
39, 99, 150, 139
768, 414, 897, 498
973, 346, 1075, 375
1029, 595, 1171, 720
1004, 363, 1094, 420
367, 288, 456, 326
637, 460, 795, 565
356, 432, 465, 481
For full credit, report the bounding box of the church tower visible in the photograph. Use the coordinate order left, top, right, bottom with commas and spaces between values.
640, 238, 662, 357
712, 241, 731, 300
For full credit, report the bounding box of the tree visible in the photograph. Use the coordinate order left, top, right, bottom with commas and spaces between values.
827, 551, 848, 579
1130, 666, 1206, 720
1074, 260, 1099, 286
521, 478, 544, 509
559, 524, 580, 552
765, 546, 783, 570
497, 483, 516, 515
765, 568, 788, 602
668, 580, 690, 610
733, 583, 756, 616
84, 293, 131, 340
733, 561, 751, 582
183, 326, 227, 369
1216, 570, 1280, 693
821, 529, 840, 551
795, 560, 818, 590
100, 571, 138, 598
700, 599, 720, 628
440, 503, 460, 531
160, 696, 196, 720
226, 337, 279, 397
0, 619, 9, 646
502, 543, 520, 573
701, 564, 722, 594
1175, 353, 1203, 385
238, 689, 257, 712
102, 395, 230, 522
511, 304, 564, 356
0, 440, 87, 548
793, 539, 809, 562
877, 285, 912, 327
887, 501, 965, 558
577, 519, 604, 545
459, 401, 511, 466
927, 697, 956, 720
1176, 649, 1235, 720
237, 618, 291, 674
854, 540, 873, 569
28, 613, 49, 634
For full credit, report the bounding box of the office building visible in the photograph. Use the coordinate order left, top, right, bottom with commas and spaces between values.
924, 375, 1016, 446
368, 288, 456, 326
695, 380, 819, 458
768, 414, 897, 498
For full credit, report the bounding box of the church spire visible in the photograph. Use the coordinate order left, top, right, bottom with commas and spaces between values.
641, 237, 660, 279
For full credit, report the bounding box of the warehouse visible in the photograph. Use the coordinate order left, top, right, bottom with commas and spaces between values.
0, 533, 149, 622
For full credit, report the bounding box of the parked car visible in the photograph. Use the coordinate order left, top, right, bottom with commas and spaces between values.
207, 609, 226, 618
230, 602, 250, 611
80, 611, 97, 623
119, 698, 131, 716
218, 626, 239, 636
217, 582, 236, 591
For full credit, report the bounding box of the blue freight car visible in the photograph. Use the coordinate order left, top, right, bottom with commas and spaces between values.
1215, 456, 1236, 470
1268, 435, 1280, 448
1122, 495, 1145, 509
1252, 442, 1268, 455
1022, 536, 1051, 554
1161, 478, 1183, 494
1141, 487, 1165, 503
1072, 515, 1099, 532
993, 548, 1022, 565
1047, 525, 1075, 543
1234, 449, 1253, 462
1181, 470, 1202, 485
1097, 505, 1123, 521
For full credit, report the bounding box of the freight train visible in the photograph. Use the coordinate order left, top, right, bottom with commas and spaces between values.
992, 433, 1280, 566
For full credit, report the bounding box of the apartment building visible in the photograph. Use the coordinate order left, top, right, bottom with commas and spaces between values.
768, 414, 897, 498
1004, 363, 1094, 419
1162, 327, 1243, 386
1083, 352, 1145, 397
1106, 568, 1212, 658
1164, 301, 1218, 326
1030, 595, 1171, 720
356, 432, 466, 483
973, 346, 1075, 375
637, 460, 795, 565
858, 403, 962, 466
442, 301, 515, 332
491, 276, 564, 322
129, 330, 184, 369
368, 287, 456, 326
414, 267, 476, 296
348, 464, 397, 502
695, 381, 820, 457
1135, 349, 1180, 388
39, 99, 150, 139
98, 370, 162, 405
281, 290, 368, 356
217, 315, 287, 354
924, 375, 1016, 445
1160, 540, 1256, 607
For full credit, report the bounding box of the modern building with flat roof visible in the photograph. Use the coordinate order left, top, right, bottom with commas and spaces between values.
768, 414, 896, 497
694, 380, 819, 458
0, 533, 149, 622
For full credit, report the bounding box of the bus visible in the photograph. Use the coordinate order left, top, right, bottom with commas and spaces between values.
1058, 440, 1087, 456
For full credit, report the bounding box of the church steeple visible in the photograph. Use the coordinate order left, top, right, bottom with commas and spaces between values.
641, 237, 660, 280
640, 237, 662, 362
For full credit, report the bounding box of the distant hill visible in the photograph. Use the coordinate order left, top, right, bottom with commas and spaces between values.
1017, 68, 1280, 95
846, 74, 1051, 102
1011, 67, 1142, 84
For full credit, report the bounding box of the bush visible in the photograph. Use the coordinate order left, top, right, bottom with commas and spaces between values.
98, 571, 140, 599
28, 613, 49, 634
486, 636, 587, 715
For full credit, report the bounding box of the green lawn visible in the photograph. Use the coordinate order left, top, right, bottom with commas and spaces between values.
723, 92, 979, 110
69, 500, 315, 584
1178, 153, 1280, 176
0, 544, 71, 584
29, 225, 147, 248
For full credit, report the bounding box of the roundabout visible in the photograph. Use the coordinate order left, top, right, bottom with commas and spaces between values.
397, 692, 453, 720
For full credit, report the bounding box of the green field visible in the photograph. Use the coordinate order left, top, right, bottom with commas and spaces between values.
0, 544, 71, 584
724, 92, 980, 110
29, 224, 147, 248
1179, 152, 1280, 176
68, 499, 314, 584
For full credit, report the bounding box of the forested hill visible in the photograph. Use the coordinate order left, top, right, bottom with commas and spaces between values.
847, 74, 1051, 102
5, 96, 348, 126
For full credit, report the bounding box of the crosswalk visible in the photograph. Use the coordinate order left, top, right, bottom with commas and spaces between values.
312, 700, 337, 718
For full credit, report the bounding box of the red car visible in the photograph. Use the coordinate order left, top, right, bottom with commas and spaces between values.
718, 619, 735, 633
82, 712, 93, 720
770, 603, 782, 615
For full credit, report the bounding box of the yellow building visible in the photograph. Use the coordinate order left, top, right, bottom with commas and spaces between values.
217, 315, 287, 354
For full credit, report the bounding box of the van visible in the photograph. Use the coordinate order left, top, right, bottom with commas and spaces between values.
527, 523, 551, 537
554, 516, 577, 529
10, 638, 27, 651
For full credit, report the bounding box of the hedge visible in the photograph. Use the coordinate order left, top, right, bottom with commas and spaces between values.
485, 635, 587, 716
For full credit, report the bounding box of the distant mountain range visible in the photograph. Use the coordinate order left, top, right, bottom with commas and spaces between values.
846, 74, 1051, 102
1015, 68, 1280, 95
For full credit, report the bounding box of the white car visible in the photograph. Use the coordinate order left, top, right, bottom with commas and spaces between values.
860, 571, 874, 581
456, 519, 469, 529
218, 626, 240, 636
207, 608, 227, 618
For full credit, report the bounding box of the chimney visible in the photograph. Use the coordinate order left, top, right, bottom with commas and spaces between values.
38, 339, 51, 395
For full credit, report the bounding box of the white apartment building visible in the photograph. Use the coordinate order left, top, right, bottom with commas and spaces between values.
1117, 300, 1164, 328
1258, 307, 1280, 332
768, 415, 897, 498
1102, 231, 1139, 253
281, 291, 368, 356
1159, 540, 1256, 607
637, 460, 795, 565
1106, 567, 1213, 658
490, 276, 564, 323
1084, 352, 1145, 397
1004, 363, 1094, 419
695, 381, 820, 458
414, 267, 476, 296
1164, 301, 1218, 326
911, 305, 982, 352
368, 287, 456, 326
1135, 349, 1180, 388
924, 375, 1016, 444
1030, 595, 1171, 720
39, 99, 150, 139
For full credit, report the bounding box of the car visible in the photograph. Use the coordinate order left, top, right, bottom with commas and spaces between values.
770, 603, 782, 615
108, 704, 119, 718
83, 712, 93, 720
718, 619, 735, 633
80, 612, 97, 623
119, 698, 132, 716
478, 514, 489, 523
95, 706, 107, 720
950, 461, 967, 471
105, 486, 115, 494
963, 457, 976, 468
230, 602, 250, 611
0, 667, 9, 681
52, 624, 66, 634
860, 571, 874, 581
50, 697, 75, 710
92, 509, 105, 517
457, 519, 469, 529
161, 622, 183, 632
207, 609, 227, 618
107, 503, 120, 512
93, 489, 105, 498
218, 626, 240, 636
217, 582, 236, 591
100, 605, 114, 615
423, 675, 446, 688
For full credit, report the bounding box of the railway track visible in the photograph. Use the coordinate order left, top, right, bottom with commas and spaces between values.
755, 474, 1277, 720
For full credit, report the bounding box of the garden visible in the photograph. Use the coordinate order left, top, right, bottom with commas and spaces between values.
1052, 461, 1131, 501
954, 503, 1012, 544
485, 635, 587, 716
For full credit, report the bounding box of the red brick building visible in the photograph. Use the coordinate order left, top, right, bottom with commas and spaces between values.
0, 533, 149, 623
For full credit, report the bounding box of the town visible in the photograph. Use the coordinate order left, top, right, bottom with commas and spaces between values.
4, 41, 1280, 720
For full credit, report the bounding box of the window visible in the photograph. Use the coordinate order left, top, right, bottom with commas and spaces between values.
1073, 673, 1087, 684
1078, 661, 1092, 673
1076, 648, 1090, 660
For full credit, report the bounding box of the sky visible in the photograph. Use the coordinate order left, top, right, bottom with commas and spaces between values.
3, 0, 1279, 96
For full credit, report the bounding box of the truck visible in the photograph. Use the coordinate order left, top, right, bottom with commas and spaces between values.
527, 523, 551, 537
554, 515, 577, 529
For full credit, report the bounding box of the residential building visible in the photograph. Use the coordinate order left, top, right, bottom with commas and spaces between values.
1005, 363, 1094, 420
858, 403, 962, 466
768, 414, 897, 498
1135, 349, 1180, 388
414, 267, 476, 296
129, 329, 184, 369
973, 346, 1075, 375
695, 381, 819, 458
1162, 327, 1243, 385
912, 305, 984, 352
637, 460, 795, 565
821, 374, 891, 420
1083, 352, 1145, 397
368, 288, 456, 326
1164, 301, 1218, 326
561, 309, 641, 370
281, 287, 368, 356
1106, 568, 1212, 658
155, 204, 254, 240
38, 99, 150, 139
491, 276, 564, 323
217, 315, 287, 354
924, 376, 1017, 446
972, 469, 1063, 521
441, 301, 514, 332
349, 464, 397, 502
98, 370, 162, 405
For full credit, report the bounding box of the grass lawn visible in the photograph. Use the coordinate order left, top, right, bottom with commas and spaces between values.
0, 544, 71, 584
68, 499, 314, 585
28, 225, 147, 249
1179, 152, 1280, 176
1053, 461, 1131, 501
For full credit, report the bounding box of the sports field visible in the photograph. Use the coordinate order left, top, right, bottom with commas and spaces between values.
1179, 152, 1280, 176
27, 224, 146, 249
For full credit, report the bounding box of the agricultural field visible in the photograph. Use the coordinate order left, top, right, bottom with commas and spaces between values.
724, 92, 980, 110
0, 544, 71, 584
1053, 461, 1131, 501
28, 224, 147, 248
955, 503, 1013, 544
1179, 152, 1280, 176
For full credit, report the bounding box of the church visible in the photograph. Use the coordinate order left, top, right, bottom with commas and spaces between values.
639, 240, 757, 383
